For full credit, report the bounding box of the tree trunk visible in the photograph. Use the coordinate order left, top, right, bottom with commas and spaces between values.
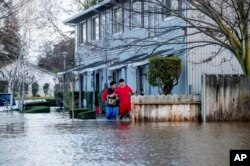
8, 82, 13, 111
163, 84, 173, 95
246, 41, 250, 76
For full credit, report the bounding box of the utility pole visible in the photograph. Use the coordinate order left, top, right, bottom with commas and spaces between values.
103, 11, 108, 87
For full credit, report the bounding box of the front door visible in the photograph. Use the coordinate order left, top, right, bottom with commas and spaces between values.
95, 72, 100, 92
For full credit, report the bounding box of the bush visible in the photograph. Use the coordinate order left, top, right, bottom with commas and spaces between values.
98, 92, 105, 113
77, 111, 96, 119
24, 106, 50, 113
43, 83, 50, 97
24, 100, 58, 108
13, 108, 20, 111
54, 91, 93, 110
32, 82, 39, 97
24, 101, 51, 107
46, 99, 58, 106
148, 56, 181, 95
69, 108, 89, 118
54, 92, 63, 107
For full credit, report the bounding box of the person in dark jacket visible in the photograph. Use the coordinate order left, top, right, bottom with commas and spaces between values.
101, 81, 119, 119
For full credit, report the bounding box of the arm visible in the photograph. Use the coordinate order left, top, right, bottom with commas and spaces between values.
128, 86, 137, 96
108, 93, 116, 97
101, 89, 108, 103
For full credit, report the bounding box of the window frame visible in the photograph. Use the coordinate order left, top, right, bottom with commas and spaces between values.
131, 0, 142, 29
91, 15, 100, 41
79, 21, 87, 43
147, 3, 159, 37
162, 0, 172, 19
113, 7, 122, 34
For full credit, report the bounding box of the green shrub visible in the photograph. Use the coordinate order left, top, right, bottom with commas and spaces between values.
148, 56, 182, 95
24, 106, 50, 113
46, 99, 58, 106
12, 108, 20, 112
98, 92, 105, 113
24, 101, 51, 107
43, 83, 50, 97
54, 92, 63, 107
32, 82, 39, 97
77, 111, 96, 119
69, 108, 89, 118
64, 91, 74, 109
55, 91, 92, 109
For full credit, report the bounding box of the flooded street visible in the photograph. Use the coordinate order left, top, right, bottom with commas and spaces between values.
0, 111, 250, 166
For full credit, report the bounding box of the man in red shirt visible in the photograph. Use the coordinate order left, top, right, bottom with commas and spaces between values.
115, 79, 136, 120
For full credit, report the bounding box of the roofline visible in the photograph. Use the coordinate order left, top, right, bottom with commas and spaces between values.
64, 0, 114, 25
26, 62, 57, 77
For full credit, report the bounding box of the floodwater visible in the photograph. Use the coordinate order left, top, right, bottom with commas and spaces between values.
0, 110, 250, 166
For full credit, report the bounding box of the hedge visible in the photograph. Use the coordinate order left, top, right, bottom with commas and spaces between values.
23, 100, 58, 108
69, 108, 89, 118
45, 99, 58, 106
24, 106, 50, 113
77, 111, 96, 120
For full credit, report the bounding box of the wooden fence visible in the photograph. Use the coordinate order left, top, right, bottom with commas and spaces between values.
131, 95, 201, 122
201, 75, 250, 121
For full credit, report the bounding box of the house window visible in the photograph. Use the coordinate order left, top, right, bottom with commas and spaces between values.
112, 69, 121, 82
148, 3, 159, 37
79, 21, 87, 43
101, 11, 110, 38
101, 13, 106, 37
131, 0, 142, 29
113, 7, 122, 34
92, 16, 100, 41
163, 0, 172, 18
178, 0, 182, 14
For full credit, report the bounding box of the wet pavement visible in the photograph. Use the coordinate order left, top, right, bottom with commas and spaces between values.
0, 110, 250, 166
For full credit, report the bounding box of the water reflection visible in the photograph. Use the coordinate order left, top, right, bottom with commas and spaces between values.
0, 111, 249, 166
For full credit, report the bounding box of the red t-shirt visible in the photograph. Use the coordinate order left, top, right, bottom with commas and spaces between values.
115, 85, 133, 104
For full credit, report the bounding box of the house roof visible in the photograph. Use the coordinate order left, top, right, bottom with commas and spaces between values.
0, 61, 57, 77
74, 61, 104, 71
109, 53, 147, 68
57, 60, 104, 76
26, 62, 57, 77
109, 49, 172, 69
64, 0, 113, 24
131, 49, 172, 63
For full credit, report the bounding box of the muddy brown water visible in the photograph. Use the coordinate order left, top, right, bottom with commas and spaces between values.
0, 110, 250, 166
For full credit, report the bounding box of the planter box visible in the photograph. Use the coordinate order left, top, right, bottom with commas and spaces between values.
77, 111, 96, 120
69, 108, 89, 118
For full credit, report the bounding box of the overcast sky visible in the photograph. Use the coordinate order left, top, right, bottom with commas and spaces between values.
20, 0, 77, 64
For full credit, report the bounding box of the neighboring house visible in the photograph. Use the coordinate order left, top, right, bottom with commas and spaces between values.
0, 61, 58, 97
59, 0, 242, 101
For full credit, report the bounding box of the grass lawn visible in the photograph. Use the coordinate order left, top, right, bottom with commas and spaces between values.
15, 96, 54, 100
